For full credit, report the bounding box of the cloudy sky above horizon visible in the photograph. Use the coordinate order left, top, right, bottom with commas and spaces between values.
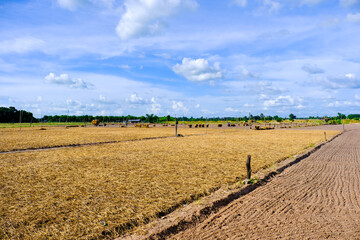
1, 0, 360, 118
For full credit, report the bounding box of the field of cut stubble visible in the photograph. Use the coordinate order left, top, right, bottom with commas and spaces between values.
0, 126, 218, 152
0, 127, 339, 239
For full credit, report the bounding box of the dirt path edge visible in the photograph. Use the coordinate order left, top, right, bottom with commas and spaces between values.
117, 131, 344, 240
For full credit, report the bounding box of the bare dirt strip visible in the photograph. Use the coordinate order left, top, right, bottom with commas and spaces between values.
168, 128, 360, 239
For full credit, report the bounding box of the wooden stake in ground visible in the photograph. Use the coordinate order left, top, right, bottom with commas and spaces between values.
65, 109, 69, 128
19, 110, 22, 131
175, 118, 178, 137
324, 131, 327, 141
246, 155, 251, 180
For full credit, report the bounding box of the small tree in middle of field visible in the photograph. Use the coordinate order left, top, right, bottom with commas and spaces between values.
289, 113, 296, 122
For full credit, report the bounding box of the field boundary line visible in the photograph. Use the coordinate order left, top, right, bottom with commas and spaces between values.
118, 131, 344, 240
0, 133, 212, 154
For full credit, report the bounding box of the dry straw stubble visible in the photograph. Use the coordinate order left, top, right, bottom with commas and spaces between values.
0, 129, 338, 239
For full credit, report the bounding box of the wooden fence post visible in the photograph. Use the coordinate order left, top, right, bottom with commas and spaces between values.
175, 118, 178, 137
324, 131, 327, 141
246, 155, 251, 180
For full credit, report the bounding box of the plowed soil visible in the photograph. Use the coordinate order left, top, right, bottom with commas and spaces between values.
171, 128, 360, 239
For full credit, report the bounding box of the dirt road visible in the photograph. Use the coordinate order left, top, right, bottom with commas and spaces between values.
171, 129, 360, 239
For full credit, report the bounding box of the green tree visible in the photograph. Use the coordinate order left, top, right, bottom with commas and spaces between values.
274, 115, 282, 122
289, 113, 296, 121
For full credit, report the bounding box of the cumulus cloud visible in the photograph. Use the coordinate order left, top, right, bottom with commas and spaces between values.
45, 73, 91, 89
312, 73, 360, 89
347, 12, 360, 23
172, 58, 224, 82
149, 97, 161, 114
302, 64, 324, 74
0, 37, 44, 54
116, 0, 198, 40
98, 94, 116, 104
172, 101, 188, 112
242, 68, 260, 79
126, 93, 146, 104
264, 95, 294, 108
263, 95, 303, 109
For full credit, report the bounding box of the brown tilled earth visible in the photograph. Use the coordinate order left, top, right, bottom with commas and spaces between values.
169, 127, 360, 239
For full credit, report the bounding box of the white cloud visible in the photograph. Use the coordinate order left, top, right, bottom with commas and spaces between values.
244, 103, 255, 107
328, 100, 360, 107
225, 107, 239, 113
119, 64, 131, 69
312, 73, 360, 89
44, 73, 91, 89
57, 0, 119, 11
37, 96, 43, 102
355, 94, 360, 100
99, 94, 106, 102
172, 101, 188, 112
264, 95, 294, 108
301, 0, 323, 5
264, 0, 281, 13
345, 73, 356, 79
0, 37, 44, 54
242, 68, 260, 79
319, 18, 339, 28
340, 0, 359, 7
66, 99, 81, 106
259, 94, 268, 100
347, 12, 360, 23
116, 0, 198, 40
126, 93, 146, 104
233, 0, 247, 7
114, 108, 124, 115
244, 81, 285, 95
263, 95, 303, 109
149, 97, 161, 114
57, 0, 90, 11
172, 58, 224, 82
98, 94, 116, 104
302, 64, 324, 74
66, 99, 84, 113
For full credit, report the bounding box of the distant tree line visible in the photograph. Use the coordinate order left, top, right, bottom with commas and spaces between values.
0, 107, 358, 123
0, 106, 37, 123
347, 114, 360, 120
41, 114, 172, 123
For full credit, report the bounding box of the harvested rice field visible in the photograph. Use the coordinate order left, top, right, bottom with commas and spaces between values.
0, 126, 218, 152
0, 129, 339, 239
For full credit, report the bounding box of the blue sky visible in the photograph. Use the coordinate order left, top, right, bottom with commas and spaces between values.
0, 0, 360, 118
